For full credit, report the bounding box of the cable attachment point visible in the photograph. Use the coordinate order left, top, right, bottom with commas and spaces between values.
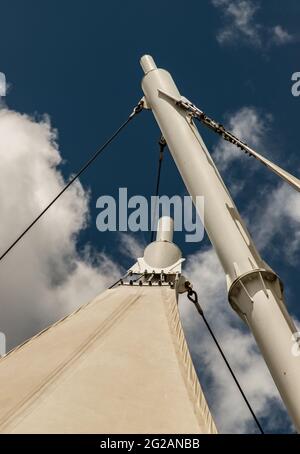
159, 136, 166, 147
158, 135, 166, 160
129, 99, 144, 118
184, 281, 264, 434
185, 282, 204, 315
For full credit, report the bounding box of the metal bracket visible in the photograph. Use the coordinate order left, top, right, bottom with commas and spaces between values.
158, 89, 300, 193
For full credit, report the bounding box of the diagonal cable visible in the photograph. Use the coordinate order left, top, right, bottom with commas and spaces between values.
0, 101, 144, 263
150, 136, 166, 243
186, 287, 265, 434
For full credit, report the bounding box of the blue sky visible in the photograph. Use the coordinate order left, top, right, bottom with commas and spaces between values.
0, 0, 299, 434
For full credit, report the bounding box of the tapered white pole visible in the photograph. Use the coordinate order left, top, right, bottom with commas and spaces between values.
156, 216, 174, 242
140, 55, 300, 432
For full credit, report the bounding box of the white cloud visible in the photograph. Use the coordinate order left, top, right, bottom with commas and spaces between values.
212, 106, 269, 175
272, 25, 294, 45
212, 0, 294, 48
0, 108, 122, 350
210, 105, 300, 262
212, 0, 261, 46
251, 183, 300, 262
0, 72, 6, 97
117, 232, 146, 261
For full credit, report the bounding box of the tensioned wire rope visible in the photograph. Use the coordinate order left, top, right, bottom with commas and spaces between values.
0, 100, 144, 263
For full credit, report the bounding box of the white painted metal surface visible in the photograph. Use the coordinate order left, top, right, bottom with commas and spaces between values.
130, 216, 184, 275
156, 216, 174, 242
140, 54, 300, 432
159, 89, 300, 193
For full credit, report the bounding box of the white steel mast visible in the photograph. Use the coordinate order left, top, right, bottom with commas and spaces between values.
140, 54, 300, 432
